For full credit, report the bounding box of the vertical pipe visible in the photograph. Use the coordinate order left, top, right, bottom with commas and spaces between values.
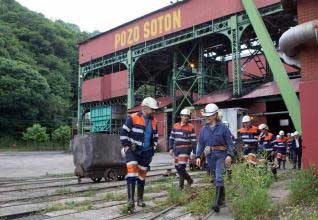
77, 67, 83, 135
172, 49, 177, 124
198, 41, 205, 98
127, 49, 135, 109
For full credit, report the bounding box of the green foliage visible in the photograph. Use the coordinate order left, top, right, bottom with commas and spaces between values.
289, 166, 318, 205
228, 163, 276, 220
22, 123, 49, 143
0, 0, 91, 136
185, 186, 215, 215
280, 204, 318, 220
52, 125, 71, 145
102, 192, 126, 201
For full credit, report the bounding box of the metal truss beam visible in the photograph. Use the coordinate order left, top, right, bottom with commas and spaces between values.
242, 0, 301, 133
80, 3, 283, 78
81, 97, 128, 108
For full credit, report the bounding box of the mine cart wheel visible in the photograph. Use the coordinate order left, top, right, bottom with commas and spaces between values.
91, 177, 102, 183
105, 169, 117, 181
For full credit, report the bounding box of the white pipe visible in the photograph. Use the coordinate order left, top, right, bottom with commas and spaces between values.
279, 20, 318, 67
280, 20, 318, 57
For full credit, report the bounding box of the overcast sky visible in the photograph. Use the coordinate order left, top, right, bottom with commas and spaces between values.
16, 0, 175, 33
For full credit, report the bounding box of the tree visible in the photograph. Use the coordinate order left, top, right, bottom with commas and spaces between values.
0, 0, 91, 136
52, 125, 71, 146
0, 58, 50, 135
22, 123, 49, 144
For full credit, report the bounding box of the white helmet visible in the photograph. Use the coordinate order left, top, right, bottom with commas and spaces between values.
279, 130, 285, 136
201, 103, 219, 117
242, 115, 251, 123
141, 97, 159, 109
293, 131, 299, 136
258, 124, 268, 130
180, 108, 191, 116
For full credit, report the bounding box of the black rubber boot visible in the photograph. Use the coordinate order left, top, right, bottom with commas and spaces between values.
278, 159, 281, 169
127, 183, 135, 213
137, 184, 146, 207
213, 186, 222, 212
283, 160, 286, 170
179, 174, 185, 190
184, 172, 193, 186
220, 186, 225, 206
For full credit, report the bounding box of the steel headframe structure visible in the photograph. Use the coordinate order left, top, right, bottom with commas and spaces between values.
77, 2, 301, 134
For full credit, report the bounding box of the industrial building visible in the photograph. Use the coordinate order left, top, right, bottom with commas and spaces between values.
78, 0, 318, 167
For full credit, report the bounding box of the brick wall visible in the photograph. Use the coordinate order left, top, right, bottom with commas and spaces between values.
298, 0, 318, 81
298, 0, 318, 168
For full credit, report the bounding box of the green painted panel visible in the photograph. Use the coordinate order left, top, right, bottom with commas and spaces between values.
90, 106, 112, 133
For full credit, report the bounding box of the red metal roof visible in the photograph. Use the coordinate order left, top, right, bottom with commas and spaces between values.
241, 78, 300, 99
194, 78, 300, 105
194, 90, 232, 105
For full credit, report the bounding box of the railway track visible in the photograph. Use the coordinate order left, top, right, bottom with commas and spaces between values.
0, 165, 207, 220
0, 165, 174, 193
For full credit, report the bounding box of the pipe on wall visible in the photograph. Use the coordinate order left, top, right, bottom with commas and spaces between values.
279, 20, 318, 67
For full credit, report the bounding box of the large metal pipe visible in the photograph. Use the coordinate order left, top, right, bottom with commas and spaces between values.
279, 20, 318, 68
279, 20, 318, 57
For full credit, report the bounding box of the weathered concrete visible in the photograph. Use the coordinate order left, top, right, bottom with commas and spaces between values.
0, 151, 74, 178
0, 151, 173, 178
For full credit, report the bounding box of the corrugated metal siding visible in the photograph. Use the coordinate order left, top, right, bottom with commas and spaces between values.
103, 74, 111, 100
156, 112, 167, 152
103, 70, 128, 100
110, 70, 128, 98
81, 77, 103, 103
79, 0, 280, 64
81, 70, 128, 104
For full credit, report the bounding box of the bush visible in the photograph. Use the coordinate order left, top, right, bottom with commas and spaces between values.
52, 125, 71, 146
290, 166, 318, 205
22, 123, 49, 144
229, 163, 276, 220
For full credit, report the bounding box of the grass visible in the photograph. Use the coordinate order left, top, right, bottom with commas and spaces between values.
145, 183, 167, 193
278, 166, 318, 220
226, 163, 277, 220
0, 136, 69, 151
289, 166, 318, 205
44, 172, 74, 178
44, 200, 93, 212
184, 186, 215, 215
102, 192, 126, 201
83, 187, 97, 197
54, 187, 72, 195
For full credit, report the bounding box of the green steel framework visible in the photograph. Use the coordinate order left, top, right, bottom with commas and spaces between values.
77, 3, 286, 134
